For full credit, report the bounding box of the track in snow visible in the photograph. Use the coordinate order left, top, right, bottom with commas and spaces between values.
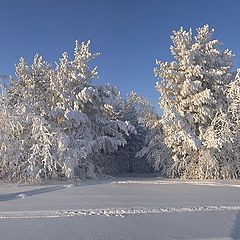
114, 180, 240, 188
1, 205, 240, 219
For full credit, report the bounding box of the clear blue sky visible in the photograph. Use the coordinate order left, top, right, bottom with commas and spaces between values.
1, 0, 240, 112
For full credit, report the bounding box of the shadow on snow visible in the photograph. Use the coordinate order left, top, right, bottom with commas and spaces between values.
0, 185, 66, 202
231, 210, 240, 239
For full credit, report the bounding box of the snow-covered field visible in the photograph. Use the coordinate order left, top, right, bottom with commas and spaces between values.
1, 175, 240, 240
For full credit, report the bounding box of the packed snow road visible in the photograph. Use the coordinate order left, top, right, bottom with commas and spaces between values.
0, 175, 240, 240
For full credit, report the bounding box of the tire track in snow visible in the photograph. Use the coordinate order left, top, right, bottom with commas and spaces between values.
1, 205, 240, 219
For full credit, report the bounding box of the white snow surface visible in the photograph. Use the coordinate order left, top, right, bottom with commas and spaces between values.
1, 174, 240, 239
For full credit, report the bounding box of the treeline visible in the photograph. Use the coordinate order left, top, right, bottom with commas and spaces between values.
1, 25, 240, 183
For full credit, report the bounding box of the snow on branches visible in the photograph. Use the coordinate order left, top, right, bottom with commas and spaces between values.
154, 25, 238, 179
0, 41, 132, 182
1, 24, 240, 182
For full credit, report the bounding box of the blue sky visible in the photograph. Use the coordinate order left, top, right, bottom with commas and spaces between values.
1, 0, 240, 112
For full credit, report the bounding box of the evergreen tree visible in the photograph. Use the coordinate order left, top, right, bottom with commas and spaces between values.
0, 41, 132, 182
155, 25, 234, 179
115, 92, 152, 173
136, 100, 171, 175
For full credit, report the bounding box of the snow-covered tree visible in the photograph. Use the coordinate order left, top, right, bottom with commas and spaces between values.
0, 41, 132, 182
112, 91, 154, 173
201, 69, 240, 179
155, 25, 234, 179
216, 69, 240, 178
136, 99, 171, 175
